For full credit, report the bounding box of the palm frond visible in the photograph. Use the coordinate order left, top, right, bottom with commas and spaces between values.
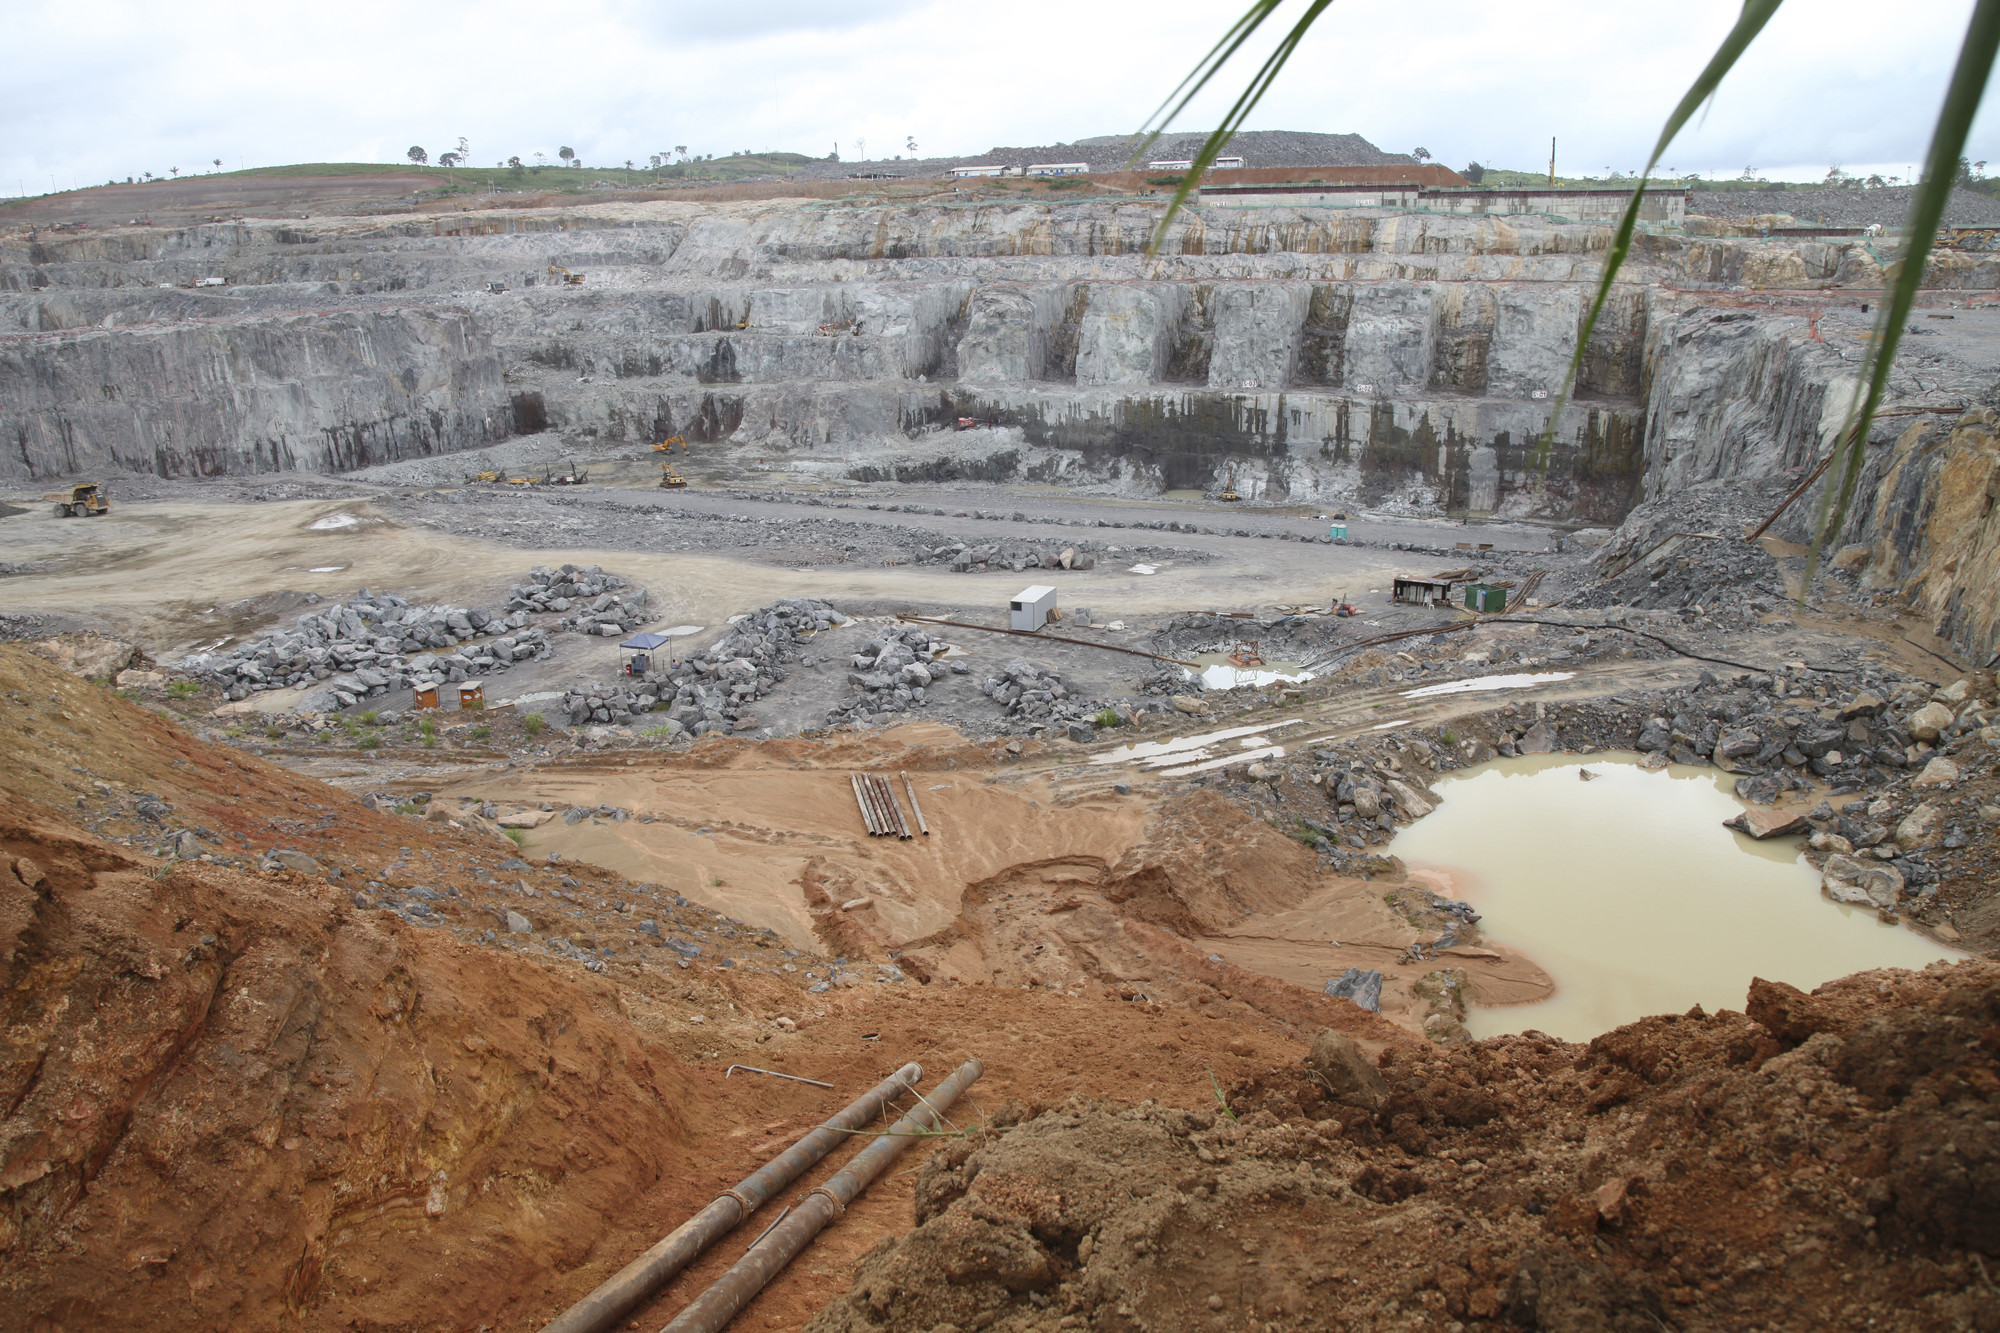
1532, 0, 1784, 473
1138, 0, 1335, 256
1802, 0, 2000, 595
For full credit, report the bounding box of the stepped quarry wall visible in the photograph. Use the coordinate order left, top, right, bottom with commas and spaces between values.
1, 196, 1991, 525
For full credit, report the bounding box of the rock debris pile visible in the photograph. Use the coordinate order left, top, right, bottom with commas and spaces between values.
638, 597, 850, 737
828, 622, 968, 724
188, 585, 553, 708
506, 564, 651, 636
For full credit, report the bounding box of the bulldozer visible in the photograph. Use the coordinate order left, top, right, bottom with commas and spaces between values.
659, 462, 688, 489
651, 435, 687, 453
44, 482, 109, 517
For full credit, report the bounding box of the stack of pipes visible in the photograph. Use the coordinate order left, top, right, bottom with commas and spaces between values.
849, 773, 913, 838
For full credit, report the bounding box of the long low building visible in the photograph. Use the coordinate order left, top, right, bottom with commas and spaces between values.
1198, 181, 1690, 225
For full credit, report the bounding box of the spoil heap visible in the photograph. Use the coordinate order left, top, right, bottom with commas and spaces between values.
188, 583, 550, 707
810, 963, 2000, 1333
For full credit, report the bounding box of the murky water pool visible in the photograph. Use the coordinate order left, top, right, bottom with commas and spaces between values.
1187, 651, 1314, 690
1389, 753, 1965, 1041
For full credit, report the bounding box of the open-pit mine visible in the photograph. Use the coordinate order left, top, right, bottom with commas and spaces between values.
3, 162, 1998, 1333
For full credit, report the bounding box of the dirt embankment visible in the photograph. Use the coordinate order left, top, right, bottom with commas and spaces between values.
813, 961, 2000, 1333
0, 645, 1414, 1331
0, 803, 694, 1332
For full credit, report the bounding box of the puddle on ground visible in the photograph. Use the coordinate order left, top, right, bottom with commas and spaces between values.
1189, 651, 1315, 690
1091, 719, 1303, 772
1390, 753, 1965, 1041
1400, 670, 1574, 699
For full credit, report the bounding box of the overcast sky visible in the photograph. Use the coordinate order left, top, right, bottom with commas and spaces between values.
6, 0, 1992, 195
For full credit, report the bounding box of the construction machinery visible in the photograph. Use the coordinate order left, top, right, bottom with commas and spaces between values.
546, 265, 586, 286
465, 470, 502, 484
1226, 640, 1265, 668
659, 462, 688, 488
652, 435, 687, 453
1214, 467, 1242, 502
44, 482, 109, 517
542, 460, 589, 486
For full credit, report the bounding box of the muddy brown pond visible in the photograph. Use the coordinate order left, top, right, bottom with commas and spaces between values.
1390, 753, 1965, 1041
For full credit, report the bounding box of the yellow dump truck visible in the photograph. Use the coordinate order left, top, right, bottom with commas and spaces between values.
44, 482, 109, 517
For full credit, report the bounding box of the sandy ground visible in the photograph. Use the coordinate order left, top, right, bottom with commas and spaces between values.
0, 492, 1465, 658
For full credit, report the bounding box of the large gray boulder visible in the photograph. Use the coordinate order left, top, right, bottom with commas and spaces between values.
1325, 966, 1384, 1012
1820, 854, 1904, 910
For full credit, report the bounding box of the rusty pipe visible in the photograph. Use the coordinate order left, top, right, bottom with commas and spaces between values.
659, 1058, 985, 1333
849, 773, 882, 835
537, 1062, 923, 1333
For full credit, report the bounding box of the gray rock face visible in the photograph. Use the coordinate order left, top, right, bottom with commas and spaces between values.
1324, 966, 1384, 1013
0, 308, 509, 480
265, 848, 322, 875
1821, 854, 1905, 909
505, 909, 532, 934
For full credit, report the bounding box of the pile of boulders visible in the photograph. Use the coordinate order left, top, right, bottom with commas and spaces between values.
187, 585, 554, 707
828, 623, 968, 723
980, 657, 1091, 725
635, 598, 849, 738
560, 680, 668, 728
932, 541, 1099, 574
507, 565, 651, 636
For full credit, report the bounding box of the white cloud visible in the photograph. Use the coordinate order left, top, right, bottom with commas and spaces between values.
6, 0, 1995, 193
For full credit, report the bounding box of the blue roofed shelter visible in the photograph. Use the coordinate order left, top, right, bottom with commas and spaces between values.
620, 632, 675, 674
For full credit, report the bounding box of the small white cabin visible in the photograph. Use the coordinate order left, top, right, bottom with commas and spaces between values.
1009, 585, 1058, 631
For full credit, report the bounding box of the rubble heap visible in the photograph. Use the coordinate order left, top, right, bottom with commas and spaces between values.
827, 623, 969, 723
641, 597, 850, 737
980, 656, 1111, 734
187, 586, 552, 708
506, 564, 650, 636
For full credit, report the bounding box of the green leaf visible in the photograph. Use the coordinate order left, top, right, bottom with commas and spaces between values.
1136, 0, 1335, 255
1533, 0, 1784, 475
1805, 0, 2000, 596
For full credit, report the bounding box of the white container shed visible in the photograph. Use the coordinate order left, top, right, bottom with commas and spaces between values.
1009, 585, 1058, 631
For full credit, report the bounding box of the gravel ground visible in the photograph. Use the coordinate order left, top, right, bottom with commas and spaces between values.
1688, 183, 2000, 228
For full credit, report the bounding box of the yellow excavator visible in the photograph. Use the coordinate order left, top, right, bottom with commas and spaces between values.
652, 435, 687, 453
44, 482, 110, 517
659, 462, 688, 488
1214, 466, 1242, 503
465, 469, 502, 484
546, 265, 586, 286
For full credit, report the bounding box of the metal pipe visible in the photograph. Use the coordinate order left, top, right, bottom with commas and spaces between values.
881, 775, 913, 839
537, 1062, 924, 1333
849, 773, 882, 835
900, 771, 929, 836
660, 1059, 985, 1333
897, 614, 1198, 667
857, 772, 891, 836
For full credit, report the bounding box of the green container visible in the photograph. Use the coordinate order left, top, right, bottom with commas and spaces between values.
1466, 584, 1507, 613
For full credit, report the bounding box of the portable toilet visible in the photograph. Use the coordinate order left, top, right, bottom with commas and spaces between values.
458, 682, 484, 710
1328, 520, 1347, 540
1466, 584, 1508, 613
1009, 585, 1058, 631
413, 684, 440, 711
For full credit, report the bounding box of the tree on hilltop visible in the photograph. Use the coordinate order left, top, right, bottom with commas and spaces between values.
559, 146, 575, 166
407, 146, 427, 164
